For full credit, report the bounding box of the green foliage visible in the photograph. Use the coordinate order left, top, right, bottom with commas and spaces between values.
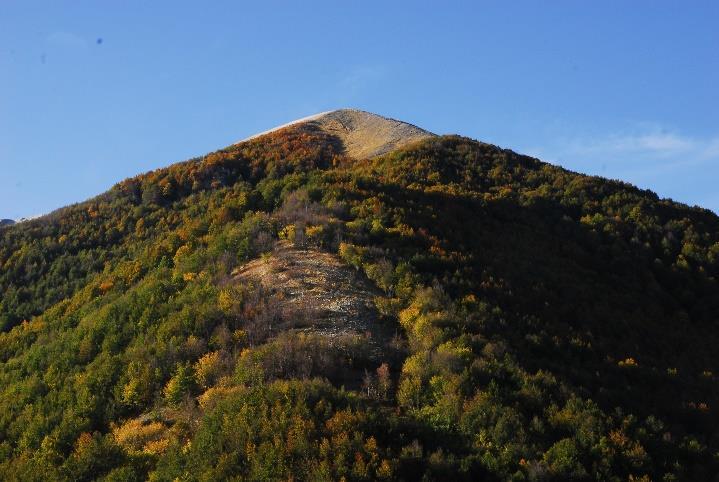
163, 363, 196, 406
1, 127, 718, 479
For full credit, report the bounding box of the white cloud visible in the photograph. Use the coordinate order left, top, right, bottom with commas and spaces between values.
565, 130, 701, 159
532, 125, 719, 176
520, 125, 719, 167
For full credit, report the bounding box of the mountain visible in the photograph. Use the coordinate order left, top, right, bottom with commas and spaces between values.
0, 219, 15, 227
0, 110, 718, 480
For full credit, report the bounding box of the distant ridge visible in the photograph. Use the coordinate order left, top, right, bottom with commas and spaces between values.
239, 109, 435, 159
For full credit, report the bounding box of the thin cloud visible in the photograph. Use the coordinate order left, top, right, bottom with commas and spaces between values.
518, 127, 718, 167
532, 125, 719, 174
565, 130, 700, 159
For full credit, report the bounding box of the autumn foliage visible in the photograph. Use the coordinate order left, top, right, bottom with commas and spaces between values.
0, 127, 718, 479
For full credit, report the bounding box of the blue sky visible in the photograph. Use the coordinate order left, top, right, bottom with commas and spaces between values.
1, 1, 717, 219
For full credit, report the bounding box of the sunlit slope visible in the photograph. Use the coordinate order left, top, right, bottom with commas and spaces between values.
241, 108, 435, 159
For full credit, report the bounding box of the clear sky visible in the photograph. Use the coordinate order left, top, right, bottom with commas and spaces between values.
1, 1, 717, 219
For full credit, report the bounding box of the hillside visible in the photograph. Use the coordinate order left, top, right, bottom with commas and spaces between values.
0, 111, 718, 480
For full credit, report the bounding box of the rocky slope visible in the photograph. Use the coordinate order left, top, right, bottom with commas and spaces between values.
232, 240, 383, 339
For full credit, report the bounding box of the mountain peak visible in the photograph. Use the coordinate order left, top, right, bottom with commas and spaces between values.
241, 109, 435, 159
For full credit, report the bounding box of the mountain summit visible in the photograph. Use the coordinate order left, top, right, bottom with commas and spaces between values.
241, 109, 435, 159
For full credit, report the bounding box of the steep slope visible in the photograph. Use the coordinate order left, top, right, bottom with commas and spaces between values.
0, 114, 718, 480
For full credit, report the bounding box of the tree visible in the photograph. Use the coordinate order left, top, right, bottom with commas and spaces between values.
164, 364, 196, 406
376, 363, 392, 399
365, 259, 395, 295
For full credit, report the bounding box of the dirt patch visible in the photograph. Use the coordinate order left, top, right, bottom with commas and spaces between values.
232, 241, 391, 350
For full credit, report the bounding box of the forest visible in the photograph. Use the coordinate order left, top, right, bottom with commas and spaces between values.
0, 124, 718, 480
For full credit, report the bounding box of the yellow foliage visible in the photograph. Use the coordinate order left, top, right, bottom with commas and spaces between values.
398, 306, 420, 330
194, 351, 224, 389
386, 223, 414, 238
134, 218, 145, 235
338, 242, 364, 270
279, 224, 296, 241
401, 353, 428, 379
112, 419, 169, 454
218, 288, 237, 314
364, 436, 378, 455
117, 260, 142, 284
435, 340, 473, 370
429, 244, 446, 256
618, 357, 638, 367
198, 385, 242, 410
233, 329, 247, 344
608, 429, 629, 447
397, 376, 423, 409
377, 459, 393, 479
173, 244, 191, 267
143, 437, 170, 455
305, 224, 324, 239
325, 409, 363, 434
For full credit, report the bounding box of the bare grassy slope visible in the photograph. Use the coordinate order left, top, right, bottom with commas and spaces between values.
308, 109, 435, 159
240, 109, 435, 159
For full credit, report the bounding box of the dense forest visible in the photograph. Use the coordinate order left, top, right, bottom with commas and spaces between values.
1, 123, 718, 480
